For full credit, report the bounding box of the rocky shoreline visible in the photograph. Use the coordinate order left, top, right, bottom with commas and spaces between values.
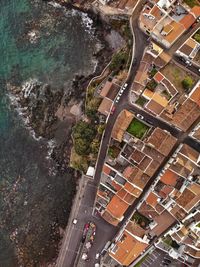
5, 1, 126, 266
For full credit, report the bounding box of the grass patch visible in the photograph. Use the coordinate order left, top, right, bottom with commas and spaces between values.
70, 148, 88, 173
183, 0, 200, 7
193, 29, 200, 43
196, 223, 200, 227
135, 97, 147, 107
161, 62, 198, 93
127, 118, 149, 139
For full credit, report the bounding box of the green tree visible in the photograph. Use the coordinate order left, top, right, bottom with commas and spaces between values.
72, 121, 96, 156
194, 33, 200, 43
182, 76, 194, 92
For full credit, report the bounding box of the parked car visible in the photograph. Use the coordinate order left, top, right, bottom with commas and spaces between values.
95, 253, 100, 259
185, 60, 192, 66
136, 113, 144, 120
197, 16, 200, 22
110, 106, 116, 115
115, 96, 120, 103
72, 219, 78, 225
123, 83, 128, 88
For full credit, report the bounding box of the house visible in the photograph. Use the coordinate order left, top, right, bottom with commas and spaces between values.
109, 230, 149, 266
111, 110, 134, 142
98, 98, 113, 117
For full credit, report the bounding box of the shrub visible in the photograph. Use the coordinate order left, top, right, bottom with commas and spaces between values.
182, 76, 194, 92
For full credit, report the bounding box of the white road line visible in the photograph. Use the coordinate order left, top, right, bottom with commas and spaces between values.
145, 258, 153, 264
142, 262, 149, 267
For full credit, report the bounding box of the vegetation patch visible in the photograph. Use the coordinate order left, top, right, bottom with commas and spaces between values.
146, 79, 158, 91
72, 121, 96, 156
134, 254, 149, 267
193, 29, 200, 43
182, 76, 194, 93
109, 50, 129, 74
162, 89, 171, 100
127, 118, 149, 139
136, 96, 147, 107
149, 67, 158, 78
132, 211, 151, 229
108, 146, 121, 159
162, 62, 198, 93
183, 0, 200, 7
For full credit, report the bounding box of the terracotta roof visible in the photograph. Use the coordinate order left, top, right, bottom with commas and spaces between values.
138, 156, 152, 171
191, 6, 200, 18
190, 86, 200, 107
154, 51, 171, 67
131, 149, 145, 163
124, 182, 142, 197
106, 195, 129, 221
131, 82, 145, 93
112, 110, 134, 142
164, 21, 185, 44
180, 14, 196, 30
146, 99, 164, 115
172, 98, 200, 131
100, 81, 112, 97
152, 93, 169, 107
102, 210, 120, 226
111, 181, 122, 192
147, 128, 176, 156
154, 72, 164, 83
126, 222, 146, 238
179, 144, 199, 162
123, 166, 135, 179
138, 201, 158, 220
152, 210, 177, 236
109, 230, 149, 266
160, 169, 178, 186
150, 5, 164, 21
117, 188, 128, 199
146, 192, 158, 208
176, 188, 196, 211
98, 98, 113, 116
103, 164, 111, 175
123, 192, 136, 204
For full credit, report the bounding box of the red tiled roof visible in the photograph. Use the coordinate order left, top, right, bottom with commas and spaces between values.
146, 192, 158, 208
180, 14, 196, 29
154, 72, 164, 83
160, 169, 178, 186
103, 164, 111, 175
191, 6, 200, 18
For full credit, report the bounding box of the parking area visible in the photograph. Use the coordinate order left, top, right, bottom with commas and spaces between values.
140, 249, 184, 267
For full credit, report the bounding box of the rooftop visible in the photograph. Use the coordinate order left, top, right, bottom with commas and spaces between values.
109, 230, 149, 266
146, 192, 159, 208
172, 98, 200, 131
160, 169, 179, 186
106, 195, 129, 221
147, 128, 177, 156
112, 110, 134, 142
98, 98, 113, 117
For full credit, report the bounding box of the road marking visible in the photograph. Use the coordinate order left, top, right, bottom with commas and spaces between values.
142, 262, 149, 267
145, 258, 153, 264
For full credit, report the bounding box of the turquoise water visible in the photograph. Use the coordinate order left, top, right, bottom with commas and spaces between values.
0, 0, 98, 266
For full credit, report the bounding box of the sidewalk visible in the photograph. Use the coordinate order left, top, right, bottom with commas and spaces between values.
56, 174, 89, 267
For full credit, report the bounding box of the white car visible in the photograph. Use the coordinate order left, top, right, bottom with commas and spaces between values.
185, 60, 192, 66
123, 83, 128, 88
95, 253, 100, 259
136, 114, 144, 120
115, 96, 120, 103
72, 219, 78, 225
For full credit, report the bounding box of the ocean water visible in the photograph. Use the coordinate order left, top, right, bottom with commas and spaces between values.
0, 0, 98, 266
